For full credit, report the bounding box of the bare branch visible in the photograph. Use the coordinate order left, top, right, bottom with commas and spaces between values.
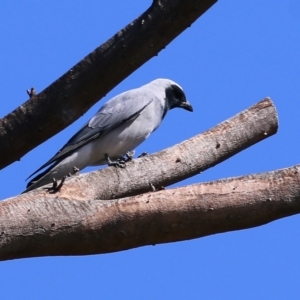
1, 164, 299, 261
0, 0, 217, 170
0, 97, 281, 261
24, 97, 278, 199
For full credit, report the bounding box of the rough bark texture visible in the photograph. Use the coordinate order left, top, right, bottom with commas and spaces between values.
1, 165, 300, 261
0, 98, 281, 261
0, 0, 217, 170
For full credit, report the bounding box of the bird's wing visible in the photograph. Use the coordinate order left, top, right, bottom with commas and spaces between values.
26, 90, 154, 179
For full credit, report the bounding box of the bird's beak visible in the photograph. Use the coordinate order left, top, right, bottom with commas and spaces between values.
180, 100, 193, 112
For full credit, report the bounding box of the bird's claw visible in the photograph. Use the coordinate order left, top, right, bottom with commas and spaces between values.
120, 150, 135, 162
125, 150, 135, 161
48, 176, 67, 193
138, 152, 149, 158
47, 166, 79, 193
52, 177, 58, 189
56, 176, 67, 191
72, 166, 80, 174
105, 154, 126, 168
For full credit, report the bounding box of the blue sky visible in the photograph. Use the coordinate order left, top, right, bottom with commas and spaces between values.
1, 0, 300, 299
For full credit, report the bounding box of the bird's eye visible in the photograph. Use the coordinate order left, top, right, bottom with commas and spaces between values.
170, 84, 185, 101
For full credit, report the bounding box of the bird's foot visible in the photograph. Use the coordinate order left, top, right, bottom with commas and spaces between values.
56, 176, 67, 191
68, 166, 80, 177
122, 150, 135, 162
105, 154, 126, 168
138, 152, 149, 158
72, 166, 80, 174
48, 176, 67, 193
116, 150, 136, 165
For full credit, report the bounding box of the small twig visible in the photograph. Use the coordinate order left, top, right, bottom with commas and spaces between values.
26, 88, 36, 98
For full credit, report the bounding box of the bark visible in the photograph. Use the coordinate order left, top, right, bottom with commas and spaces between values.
1, 164, 300, 261
0, 98, 281, 261
0, 0, 217, 171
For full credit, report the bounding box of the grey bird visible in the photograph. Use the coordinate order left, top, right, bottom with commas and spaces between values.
24, 78, 193, 193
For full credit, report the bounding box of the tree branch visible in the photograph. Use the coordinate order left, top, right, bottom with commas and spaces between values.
0, 97, 281, 261
0, 0, 217, 170
1, 164, 300, 261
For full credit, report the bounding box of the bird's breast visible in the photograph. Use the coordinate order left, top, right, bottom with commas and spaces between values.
88, 112, 159, 166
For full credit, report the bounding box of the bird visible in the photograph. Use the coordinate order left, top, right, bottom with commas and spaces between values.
23, 78, 193, 193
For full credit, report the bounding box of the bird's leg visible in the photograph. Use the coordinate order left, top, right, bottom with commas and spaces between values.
125, 150, 135, 161
73, 166, 80, 174
105, 154, 126, 168
68, 167, 80, 177
56, 176, 67, 191
52, 177, 58, 189
138, 152, 149, 158
48, 176, 67, 193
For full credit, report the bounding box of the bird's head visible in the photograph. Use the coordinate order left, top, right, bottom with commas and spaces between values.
148, 78, 193, 118
164, 82, 193, 112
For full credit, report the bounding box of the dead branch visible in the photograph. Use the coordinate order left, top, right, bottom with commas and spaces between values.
0, 0, 217, 171
0, 97, 281, 261
1, 164, 299, 261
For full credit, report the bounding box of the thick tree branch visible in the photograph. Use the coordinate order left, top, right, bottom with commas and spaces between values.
24, 98, 278, 199
0, 0, 217, 170
0, 97, 281, 261
1, 164, 300, 261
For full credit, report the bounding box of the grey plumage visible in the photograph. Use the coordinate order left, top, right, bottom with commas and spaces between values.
23, 78, 193, 193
